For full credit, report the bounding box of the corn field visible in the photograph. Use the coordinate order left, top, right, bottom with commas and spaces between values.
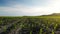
0, 16, 60, 34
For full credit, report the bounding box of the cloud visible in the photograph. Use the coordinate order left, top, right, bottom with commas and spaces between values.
0, 5, 51, 16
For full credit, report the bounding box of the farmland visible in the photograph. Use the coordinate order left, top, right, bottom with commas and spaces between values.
0, 16, 60, 34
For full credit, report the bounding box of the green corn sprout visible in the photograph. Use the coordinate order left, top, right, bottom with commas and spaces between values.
52, 30, 54, 34
0, 20, 3, 24
39, 28, 43, 34
30, 31, 32, 34
54, 24, 57, 30
3, 26, 7, 32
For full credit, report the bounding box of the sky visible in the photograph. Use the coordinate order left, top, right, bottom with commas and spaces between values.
0, 0, 60, 16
